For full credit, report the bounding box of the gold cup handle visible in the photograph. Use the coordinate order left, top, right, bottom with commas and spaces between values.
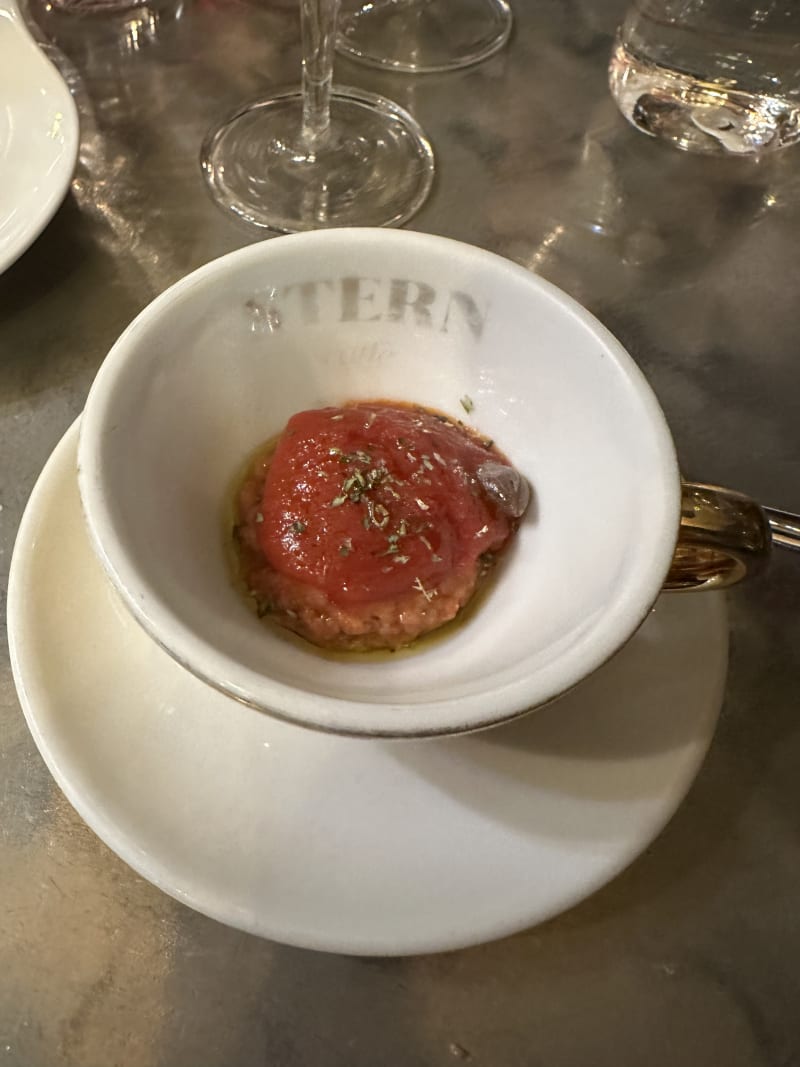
666, 481, 776, 591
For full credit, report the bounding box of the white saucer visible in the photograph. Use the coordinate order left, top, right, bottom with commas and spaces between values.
0, 0, 79, 274
8, 422, 729, 956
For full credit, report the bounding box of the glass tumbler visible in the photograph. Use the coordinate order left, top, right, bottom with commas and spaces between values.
609, 0, 800, 156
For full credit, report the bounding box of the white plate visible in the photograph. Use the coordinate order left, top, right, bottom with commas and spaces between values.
0, 0, 79, 274
8, 422, 728, 955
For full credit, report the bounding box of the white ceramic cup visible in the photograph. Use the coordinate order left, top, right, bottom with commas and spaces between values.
77, 229, 768, 737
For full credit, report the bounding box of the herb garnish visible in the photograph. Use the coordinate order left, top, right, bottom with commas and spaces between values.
253, 597, 273, 618
412, 577, 437, 601
460, 395, 475, 414
362, 498, 389, 529
341, 450, 372, 465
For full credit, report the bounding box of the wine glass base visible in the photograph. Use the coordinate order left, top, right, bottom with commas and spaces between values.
336, 0, 512, 73
44, 0, 151, 13
200, 86, 435, 233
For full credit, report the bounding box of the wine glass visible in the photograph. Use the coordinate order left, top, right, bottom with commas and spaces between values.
201, 0, 434, 232
336, 0, 512, 74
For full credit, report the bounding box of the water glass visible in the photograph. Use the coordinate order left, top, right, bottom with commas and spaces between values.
609, 0, 800, 155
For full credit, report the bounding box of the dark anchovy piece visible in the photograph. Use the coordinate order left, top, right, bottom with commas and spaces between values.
476, 461, 531, 518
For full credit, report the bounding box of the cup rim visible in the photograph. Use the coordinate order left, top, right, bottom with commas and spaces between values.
77, 228, 682, 738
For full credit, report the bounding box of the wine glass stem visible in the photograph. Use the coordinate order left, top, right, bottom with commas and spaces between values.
300, 0, 338, 153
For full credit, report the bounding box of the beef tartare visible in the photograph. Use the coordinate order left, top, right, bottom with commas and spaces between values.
232, 402, 529, 651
